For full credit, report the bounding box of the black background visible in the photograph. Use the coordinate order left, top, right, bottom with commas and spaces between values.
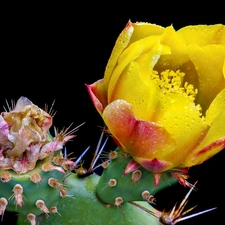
1, 2, 225, 224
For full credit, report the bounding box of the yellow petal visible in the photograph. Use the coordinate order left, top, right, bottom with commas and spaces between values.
154, 92, 208, 165
107, 35, 169, 102
184, 89, 225, 166
223, 58, 225, 79
155, 26, 188, 71
205, 88, 225, 125
104, 21, 134, 88
129, 22, 165, 44
188, 44, 225, 113
177, 24, 225, 45
109, 60, 160, 121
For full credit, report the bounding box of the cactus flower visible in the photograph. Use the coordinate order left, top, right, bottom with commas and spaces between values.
87, 21, 225, 185
0, 96, 75, 174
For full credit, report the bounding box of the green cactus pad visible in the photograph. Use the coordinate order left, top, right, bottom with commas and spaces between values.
0, 153, 66, 219
96, 148, 177, 205
23, 173, 161, 225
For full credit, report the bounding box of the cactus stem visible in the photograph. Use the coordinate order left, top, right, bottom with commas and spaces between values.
114, 197, 123, 207
27, 213, 36, 225
0, 197, 8, 219
35, 200, 50, 215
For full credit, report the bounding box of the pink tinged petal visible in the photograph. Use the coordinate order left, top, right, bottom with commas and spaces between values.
39, 140, 63, 160
195, 138, 225, 159
123, 159, 140, 176
135, 158, 171, 174
86, 79, 108, 114
7, 126, 39, 159
103, 100, 175, 172
26, 144, 42, 170
13, 96, 33, 111
12, 154, 29, 174
0, 115, 11, 149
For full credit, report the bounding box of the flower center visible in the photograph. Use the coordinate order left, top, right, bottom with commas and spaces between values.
151, 69, 203, 117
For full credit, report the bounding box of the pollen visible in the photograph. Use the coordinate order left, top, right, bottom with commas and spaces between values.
151, 69, 203, 117
151, 69, 198, 100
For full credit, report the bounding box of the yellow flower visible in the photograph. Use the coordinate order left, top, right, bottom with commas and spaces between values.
87, 21, 225, 185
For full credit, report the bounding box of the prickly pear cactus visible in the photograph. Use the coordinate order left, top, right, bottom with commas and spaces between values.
0, 96, 180, 225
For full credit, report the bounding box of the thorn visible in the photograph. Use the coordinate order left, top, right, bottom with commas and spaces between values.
9, 184, 24, 207
35, 200, 50, 215
26, 213, 36, 225
42, 162, 65, 174
0, 197, 8, 221
50, 206, 62, 216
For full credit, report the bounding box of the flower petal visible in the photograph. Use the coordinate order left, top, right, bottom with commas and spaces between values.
102, 99, 176, 172
154, 92, 209, 163
86, 79, 107, 115
107, 35, 168, 102
109, 60, 160, 121
184, 89, 225, 166
177, 24, 225, 45
188, 44, 225, 113
104, 21, 134, 89
155, 26, 189, 71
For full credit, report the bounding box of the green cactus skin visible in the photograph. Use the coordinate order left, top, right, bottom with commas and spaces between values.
0, 152, 67, 223
20, 172, 161, 225
96, 148, 177, 205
